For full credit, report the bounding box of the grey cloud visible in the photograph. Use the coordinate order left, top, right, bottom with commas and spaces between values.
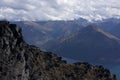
0, 0, 120, 21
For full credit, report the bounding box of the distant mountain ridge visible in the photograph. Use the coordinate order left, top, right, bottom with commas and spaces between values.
44, 25, 120, 64
12, 20, 85, 47
10, 18, 120, 63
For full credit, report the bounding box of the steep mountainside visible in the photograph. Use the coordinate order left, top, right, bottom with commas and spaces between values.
109, 23, 120, 38
95, 18, 120, 38
0, 21, 116, 80
44, 25, 120, 64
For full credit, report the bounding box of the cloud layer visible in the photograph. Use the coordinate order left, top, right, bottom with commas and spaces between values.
0, 0, 120, 21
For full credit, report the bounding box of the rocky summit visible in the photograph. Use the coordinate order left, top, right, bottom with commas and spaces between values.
0, 21, 116, 80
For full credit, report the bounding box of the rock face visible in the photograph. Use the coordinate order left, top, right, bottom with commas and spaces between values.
0, 21, 116, 80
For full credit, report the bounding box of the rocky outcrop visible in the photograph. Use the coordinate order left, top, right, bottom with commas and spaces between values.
0, 21, 116, 80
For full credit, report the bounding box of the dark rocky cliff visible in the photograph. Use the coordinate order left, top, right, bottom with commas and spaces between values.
0, 21, 116, 80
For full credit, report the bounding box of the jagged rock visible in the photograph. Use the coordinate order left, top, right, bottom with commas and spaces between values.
0, 21, 116, 80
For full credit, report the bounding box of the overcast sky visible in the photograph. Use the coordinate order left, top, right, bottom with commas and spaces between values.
0, 0, 120, 21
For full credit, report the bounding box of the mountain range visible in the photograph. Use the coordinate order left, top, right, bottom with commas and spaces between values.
12, 20, 84, 47
43, 25, 120, 64
10, 18, 120, 64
